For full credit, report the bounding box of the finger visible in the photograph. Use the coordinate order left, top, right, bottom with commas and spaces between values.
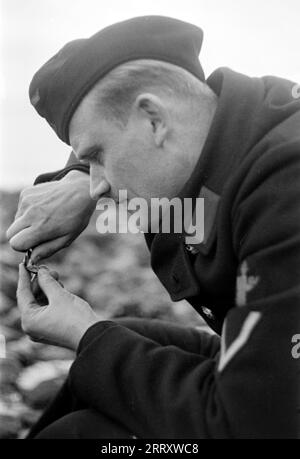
14, 198, 28, 220
17, 263, 38, 313
31, 277, 49, 306
14, 189, 36, 220
49, 273, 64, 288
8, 225, 45, 252
38, 266, 62, 284
9, 223, 63, 253
32, 268, 63, 304
6, 215, 30, 241
37, 267, 65, 299
13, 185, 53, 223
31, 235, 71, 263
49, 271, 64, 288
49, 270, 59, 281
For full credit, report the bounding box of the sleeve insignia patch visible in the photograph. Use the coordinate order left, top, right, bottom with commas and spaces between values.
236, 261, 259, 307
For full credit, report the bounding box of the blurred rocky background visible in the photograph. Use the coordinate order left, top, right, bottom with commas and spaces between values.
0, 189, 206, 439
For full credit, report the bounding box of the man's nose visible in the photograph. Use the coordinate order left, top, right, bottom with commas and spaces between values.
90, 163, 111, 200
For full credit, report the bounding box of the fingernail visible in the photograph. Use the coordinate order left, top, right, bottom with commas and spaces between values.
38, 265, 49, 274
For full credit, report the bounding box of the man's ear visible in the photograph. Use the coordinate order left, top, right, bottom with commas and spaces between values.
134, 93, 169, 147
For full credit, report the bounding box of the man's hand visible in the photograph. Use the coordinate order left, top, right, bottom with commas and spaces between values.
17, 264, 99, 350
7, 171, 96, 263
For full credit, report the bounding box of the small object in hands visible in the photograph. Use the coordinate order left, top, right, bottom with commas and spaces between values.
24, 249, 38, 281
23, 249, 48, 306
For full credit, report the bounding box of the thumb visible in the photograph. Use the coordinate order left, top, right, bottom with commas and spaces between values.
37, 266, 64, 299
17, 263, 38, 313
31, 235, 71, 264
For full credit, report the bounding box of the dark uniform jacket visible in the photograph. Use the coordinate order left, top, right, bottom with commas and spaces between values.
32, 68, 300, 438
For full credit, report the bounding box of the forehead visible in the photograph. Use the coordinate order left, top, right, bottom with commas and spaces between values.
69, 93, 100, 152
69, 89, 126, 158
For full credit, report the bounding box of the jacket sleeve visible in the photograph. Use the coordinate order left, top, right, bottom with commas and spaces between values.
68, 146, 300, 439
34, 151, 89, 185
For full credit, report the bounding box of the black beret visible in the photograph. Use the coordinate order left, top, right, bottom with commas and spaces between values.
29, 16, 205, 145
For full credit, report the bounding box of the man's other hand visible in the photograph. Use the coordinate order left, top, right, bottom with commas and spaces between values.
6, 171, 96, 263
17, 264, 99, 350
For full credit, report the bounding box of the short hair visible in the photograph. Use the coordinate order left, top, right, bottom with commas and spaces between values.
89, 59, 216, 123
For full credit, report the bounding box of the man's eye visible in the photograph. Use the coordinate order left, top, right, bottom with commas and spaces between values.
94, 150, 104, 166
81, 150, 103, 165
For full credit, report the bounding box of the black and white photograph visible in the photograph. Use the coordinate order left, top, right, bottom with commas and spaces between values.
0, 0, 299, 442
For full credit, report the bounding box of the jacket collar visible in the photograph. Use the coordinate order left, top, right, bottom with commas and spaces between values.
145, 67, 280, 300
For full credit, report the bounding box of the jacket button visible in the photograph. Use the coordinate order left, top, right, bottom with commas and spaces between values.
185, 244, 199, 255
202, 307, 214, 320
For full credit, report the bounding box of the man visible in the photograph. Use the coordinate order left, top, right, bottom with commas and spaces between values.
7, 16, 300, 438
